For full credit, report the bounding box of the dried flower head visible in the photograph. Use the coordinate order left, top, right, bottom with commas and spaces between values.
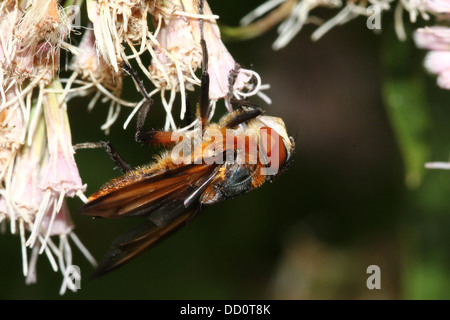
1, 0, 275, 294
73, 0, 271, 133
145, 0, 270, 131
86, 0, 150, 72
0, 0, 95, 293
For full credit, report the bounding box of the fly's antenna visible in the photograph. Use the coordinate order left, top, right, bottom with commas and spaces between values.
121, 62, 153, 142
199, 0, 208, 77
198, 0, 210, 128
199, 0, 205, 49
122, 62, 151, 102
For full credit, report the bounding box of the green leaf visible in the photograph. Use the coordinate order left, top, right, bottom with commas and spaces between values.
382, 76, 431, 189
381, 28, 431, 189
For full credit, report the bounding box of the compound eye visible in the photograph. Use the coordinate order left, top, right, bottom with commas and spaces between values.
259, 126, 287, 169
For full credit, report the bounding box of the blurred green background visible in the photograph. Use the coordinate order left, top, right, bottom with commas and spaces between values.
1, 1, 450, 299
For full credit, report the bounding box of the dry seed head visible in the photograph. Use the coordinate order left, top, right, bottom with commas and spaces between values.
0, 78, 94, 290
149, 11, 203, 92
0, 90, 26, 181
148, 0, 268, 125
14, 0, 72, 82
72, 28, 123, 94
87, 0, 150, 71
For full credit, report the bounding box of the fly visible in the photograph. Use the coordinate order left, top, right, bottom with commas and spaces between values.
77, 1, 295, 278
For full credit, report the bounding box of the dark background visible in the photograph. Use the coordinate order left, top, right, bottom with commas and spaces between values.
1, 1, 450, 299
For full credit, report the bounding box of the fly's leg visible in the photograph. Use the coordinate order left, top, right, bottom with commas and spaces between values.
222, 107, 263, 128
198, 39, 210, 129
74, 141, 132, 173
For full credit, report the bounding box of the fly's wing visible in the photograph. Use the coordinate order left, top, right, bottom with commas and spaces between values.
90, 205, 199, 278
79, 164, 217, 219
81, 163, 221, 277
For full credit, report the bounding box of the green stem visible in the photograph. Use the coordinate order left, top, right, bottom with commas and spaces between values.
221, 0, 296, 41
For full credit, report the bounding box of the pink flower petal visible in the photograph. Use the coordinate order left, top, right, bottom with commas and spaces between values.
424, 51, 450, 74
415, 27, 450, 51
41, 201, 74, 236
437, 69, 450, 89
40, 85, 86, 197
425, 0, 450, 13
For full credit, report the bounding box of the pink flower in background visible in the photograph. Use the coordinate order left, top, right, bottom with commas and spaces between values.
415, 26, 450, 50
424, 51, 450, 88
424, 0, 450, 13
415, 27, 450, 89
414, 17, 450, 171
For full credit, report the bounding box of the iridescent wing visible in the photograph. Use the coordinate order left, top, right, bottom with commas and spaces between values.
89, 205, 199, 278
80, 163, 220, 277
79, 164, 217, 219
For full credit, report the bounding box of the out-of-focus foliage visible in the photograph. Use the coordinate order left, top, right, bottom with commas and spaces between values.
382, 31, 431, 189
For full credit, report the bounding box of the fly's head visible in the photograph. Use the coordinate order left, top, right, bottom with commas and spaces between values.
253, 115, 295, 179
